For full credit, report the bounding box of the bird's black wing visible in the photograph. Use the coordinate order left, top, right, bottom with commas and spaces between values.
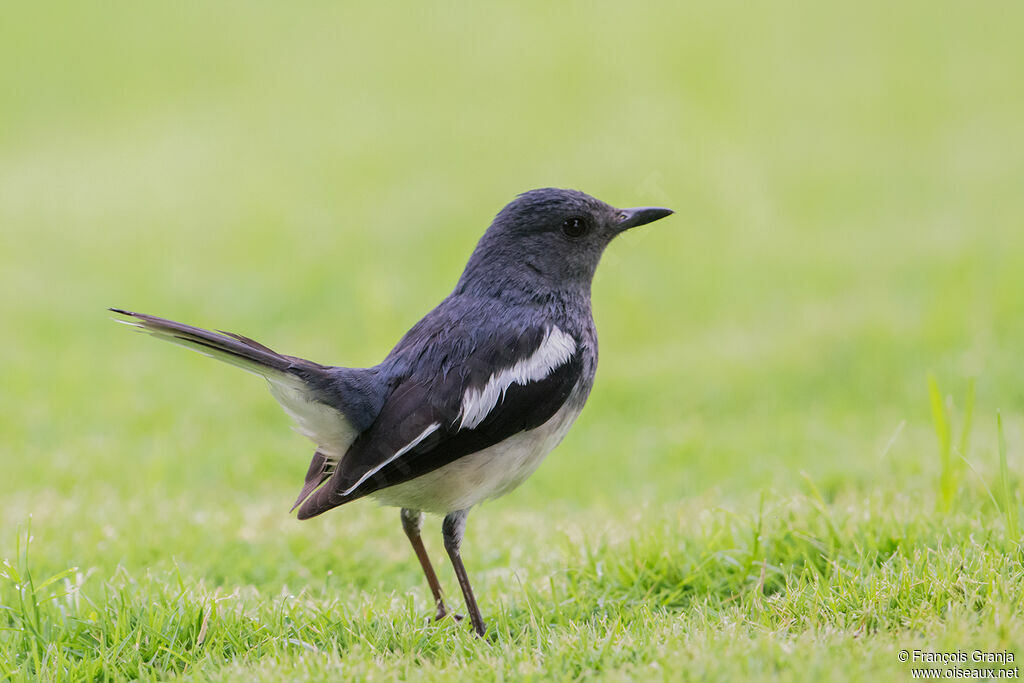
296, 323, 582, 519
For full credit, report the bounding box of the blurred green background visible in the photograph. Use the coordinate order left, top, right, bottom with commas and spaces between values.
2, 0, 1023, 630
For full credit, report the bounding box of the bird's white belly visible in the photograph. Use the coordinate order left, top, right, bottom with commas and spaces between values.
370, 394, 584, 514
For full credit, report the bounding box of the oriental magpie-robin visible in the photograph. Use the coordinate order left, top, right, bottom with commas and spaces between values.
112, 188, 672, 636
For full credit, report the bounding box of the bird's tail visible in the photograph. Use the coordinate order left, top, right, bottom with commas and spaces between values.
110, 308, 304, 379
111, 308, 385, 514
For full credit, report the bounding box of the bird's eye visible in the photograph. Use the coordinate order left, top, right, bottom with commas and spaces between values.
561, 216, 589, 238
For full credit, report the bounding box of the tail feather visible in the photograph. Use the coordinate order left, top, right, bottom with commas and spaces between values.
219, 329, 282, 356
110, 308, 299, 378
290, 450, 334, 512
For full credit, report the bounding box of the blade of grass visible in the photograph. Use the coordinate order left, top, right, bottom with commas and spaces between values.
33, 566, 79, 595
799, 471, 841, 548
998, 412, 1020, 544
956, 378, 976, 459
928, 374, 955, 511
958, 454, 1001, 515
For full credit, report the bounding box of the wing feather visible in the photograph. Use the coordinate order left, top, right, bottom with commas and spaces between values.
296, 325, 582, 519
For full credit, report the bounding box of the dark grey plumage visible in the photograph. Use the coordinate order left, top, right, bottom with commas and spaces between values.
112, 187, 673, 636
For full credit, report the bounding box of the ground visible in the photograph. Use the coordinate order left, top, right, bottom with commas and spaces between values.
2, 1, 1024, 680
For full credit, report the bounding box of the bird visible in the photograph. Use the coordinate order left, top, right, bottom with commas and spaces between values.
111, 188, 672, 637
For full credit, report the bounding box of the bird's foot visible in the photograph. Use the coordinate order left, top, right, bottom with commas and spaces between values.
433, 609, 464, 622
436, 610, 481, 636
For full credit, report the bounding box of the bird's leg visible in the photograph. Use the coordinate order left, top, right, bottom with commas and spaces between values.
400, 508, 448, 621
442, 509, 486, 637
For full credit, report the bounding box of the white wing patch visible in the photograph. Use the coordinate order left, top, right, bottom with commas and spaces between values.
457, 326, 577, 430
341, 421, 442, 496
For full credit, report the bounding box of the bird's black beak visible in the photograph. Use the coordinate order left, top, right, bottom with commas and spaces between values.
615, 206, 674, 232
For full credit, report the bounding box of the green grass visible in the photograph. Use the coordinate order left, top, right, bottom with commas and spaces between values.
3, 0, 1024, 679
2, 492, 1023, 680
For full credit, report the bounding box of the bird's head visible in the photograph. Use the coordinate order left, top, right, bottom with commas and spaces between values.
457, 188, 673, 300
